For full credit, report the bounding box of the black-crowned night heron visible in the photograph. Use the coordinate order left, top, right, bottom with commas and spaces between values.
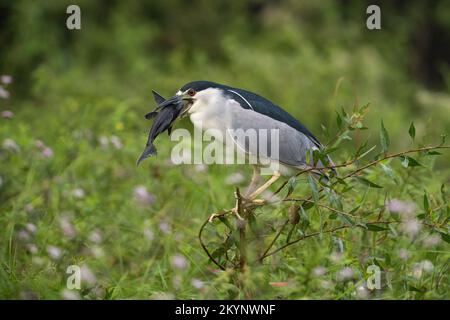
151, 80, 333, 202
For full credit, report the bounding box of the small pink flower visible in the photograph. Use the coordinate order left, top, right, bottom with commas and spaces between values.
422, 234, 441, 248
2, 138, 20, 152
25, 223, 37, 234
356, 285, 369, 299
42, 147, 54, 158
411, 260, 434, 278
0, 86, 9, 99
0, 75, 12, 84
61, 289, 81, 300
337, 267, 354, 281
1, 110, 13, 119
35, 140, 45, 149
398, 248, 410, 261
110, 135, 123, 149
386, 199, 415, 216
98, 136, 109, 148
191, 278, 204, 289
59, 216, 76, 239
143, 227, 154, 241
81, 264, 97, 285
47, 245, 62, 260
225, 172, 245, 185
312, 266, 327, 277
158, 221, 171, 234
134, 185, 156, 205
88, 230, 103, 244
171, 254, 188, 270
400, 219, 421, 238
17, 229, 30, 241
26, 244, 38, 254
72, 188, 85, 199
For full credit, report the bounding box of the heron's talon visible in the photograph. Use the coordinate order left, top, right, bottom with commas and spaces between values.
208, 213, 220, 223
231, 207, 245, 220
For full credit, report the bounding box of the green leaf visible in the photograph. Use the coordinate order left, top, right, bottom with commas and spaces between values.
349, 204, 361, 214
302, 201, 314, 211
355, 144, 377, 160
324, 147, 339, 155
336, 111, 343, 129
426, 150, 441, 156
299, 205, 310, 230
355, 176, 383, 188
441, 184, 447, 204
308, 175, 319, 202
423, 193, 429, 212
380, 163, 396, 180
380, 119, 390, 153
338, 213, 354, 226
408, 122, 415, 140
218, 216, 234, 231
286, 225, 296, 243
400, 156, 422, 168
286, 176, 297, 197
440, 134, 447, 145
408, 285, 424, 293
439, 232, 450, 244
367, 224, 389, 232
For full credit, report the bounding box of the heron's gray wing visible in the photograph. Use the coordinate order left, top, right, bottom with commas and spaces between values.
226, 104, 317, 168
224, 89, 322, 148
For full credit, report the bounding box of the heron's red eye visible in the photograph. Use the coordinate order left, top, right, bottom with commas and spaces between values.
187, 88, 196, 96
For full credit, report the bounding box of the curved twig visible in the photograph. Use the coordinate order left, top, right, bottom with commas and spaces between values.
198, 211, 231, 271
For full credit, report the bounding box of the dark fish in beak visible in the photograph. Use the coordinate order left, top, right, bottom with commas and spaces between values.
137, 91, 184, 165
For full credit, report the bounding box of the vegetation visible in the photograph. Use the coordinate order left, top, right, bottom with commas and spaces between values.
0, 1, 449, 299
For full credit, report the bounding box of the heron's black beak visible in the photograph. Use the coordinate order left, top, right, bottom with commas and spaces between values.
145, 92, 193, 121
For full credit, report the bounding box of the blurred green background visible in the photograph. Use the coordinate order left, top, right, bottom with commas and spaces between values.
0, 1, 449, 299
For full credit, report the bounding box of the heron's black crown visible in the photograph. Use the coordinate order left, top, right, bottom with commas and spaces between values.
180, 80, 321, 147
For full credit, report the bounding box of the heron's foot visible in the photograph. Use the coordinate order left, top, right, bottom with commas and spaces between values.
239, 196, 266, 209
231, 207, 245, 220
208, 213, 221, 223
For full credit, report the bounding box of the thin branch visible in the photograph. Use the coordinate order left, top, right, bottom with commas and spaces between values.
259, 219, 289, 263
341, 145, 449, 179
283, 198, 359, 218
274, 145, 449, 197
198, 210, 231, 271
259, 218, 442, 261
260, 220, 396, 260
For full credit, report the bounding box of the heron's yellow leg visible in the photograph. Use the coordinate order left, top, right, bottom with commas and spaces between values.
245, 166, 261, 197
248, 171, 281, 200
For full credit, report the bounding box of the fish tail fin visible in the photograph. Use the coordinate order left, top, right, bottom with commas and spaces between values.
136, 144, 157, 166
